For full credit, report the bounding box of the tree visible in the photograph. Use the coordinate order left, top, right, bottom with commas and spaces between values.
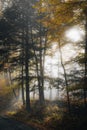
35, 0, 87, 108
0, 0, 48, 110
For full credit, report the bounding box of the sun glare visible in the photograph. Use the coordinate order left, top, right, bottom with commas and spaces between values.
66, 27, 84, 42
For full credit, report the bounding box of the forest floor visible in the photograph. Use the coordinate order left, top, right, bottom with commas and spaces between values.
7, 100, 87, 130
0, 80, 87, 130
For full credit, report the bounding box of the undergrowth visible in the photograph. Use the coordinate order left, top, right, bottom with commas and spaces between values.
7, 100, 87, 130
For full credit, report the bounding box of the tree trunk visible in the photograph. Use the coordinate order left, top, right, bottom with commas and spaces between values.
84, 8, 87, 107
34, 49, 44, 105
39, 25, 45, 105
21, 21, 25, 105
25, 43, 31, 111
58, 40, 70, 112
21, 63, 25, 105
25, 18, 31, 111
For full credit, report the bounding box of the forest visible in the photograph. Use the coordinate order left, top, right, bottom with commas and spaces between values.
0, 0, 87, 130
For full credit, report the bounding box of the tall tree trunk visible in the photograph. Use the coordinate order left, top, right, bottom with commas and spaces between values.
58, 40, 70, 112
34, 48, 44, 105
21, 22, 25, 105
84, 8, 87, 107
57, 58, 60, 99
39, 25, 45, 105
21, 63, 25, 105
25, 41, 31, 111
25, 18, 31, 111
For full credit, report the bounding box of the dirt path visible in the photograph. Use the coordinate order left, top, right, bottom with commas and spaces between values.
0, 116, 37, 130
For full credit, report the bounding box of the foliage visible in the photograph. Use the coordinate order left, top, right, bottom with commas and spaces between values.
0, 79, 19, 114
7, 100, 87, 130
35, 0, 87, 41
